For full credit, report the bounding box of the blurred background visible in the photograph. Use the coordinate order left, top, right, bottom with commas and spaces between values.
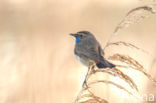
0, 0, 156, 103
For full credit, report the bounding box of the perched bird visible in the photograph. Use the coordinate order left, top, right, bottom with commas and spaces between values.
70, 31, 115, 69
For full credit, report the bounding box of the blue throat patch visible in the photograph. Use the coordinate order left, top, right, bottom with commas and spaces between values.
76, 37, 81, 43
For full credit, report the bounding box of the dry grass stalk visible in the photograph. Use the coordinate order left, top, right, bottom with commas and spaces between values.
75, 65, 138, 103
74, 67, 108, 103
113, 4, 156, 35
75, 51, 155, 103
88, 80, 133, 96
75, 79, 134, 103
104, 4, 156, 50
105, 41, 149, 54
108, 53, 156, 86
87, 67, 138, 91
75, 85, 108, 103
110, 68, 138, 91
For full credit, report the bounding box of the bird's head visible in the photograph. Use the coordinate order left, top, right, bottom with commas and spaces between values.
70, 31, 93, 43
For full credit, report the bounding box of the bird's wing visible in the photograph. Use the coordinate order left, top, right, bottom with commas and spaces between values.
75, 37, 104, 62
98, 44, 104, 57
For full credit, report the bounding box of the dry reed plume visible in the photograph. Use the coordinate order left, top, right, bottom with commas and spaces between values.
74, 2, 156, 103
104, 4, 156, 50
113, 4, 156, 35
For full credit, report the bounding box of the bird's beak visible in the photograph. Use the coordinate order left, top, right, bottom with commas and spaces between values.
70, 33, 76, 37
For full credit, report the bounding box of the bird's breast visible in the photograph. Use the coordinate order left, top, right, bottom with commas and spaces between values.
75, 55, 94, 67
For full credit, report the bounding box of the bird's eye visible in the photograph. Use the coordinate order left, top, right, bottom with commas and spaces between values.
79, 34, 83, 38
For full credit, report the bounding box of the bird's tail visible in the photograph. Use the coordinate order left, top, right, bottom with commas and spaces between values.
96, 59, 115, 69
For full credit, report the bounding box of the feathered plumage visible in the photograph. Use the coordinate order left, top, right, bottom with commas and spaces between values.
70, 31, 115, 68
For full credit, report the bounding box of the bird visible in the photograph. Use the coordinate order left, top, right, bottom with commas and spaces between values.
70, 31, 115, 69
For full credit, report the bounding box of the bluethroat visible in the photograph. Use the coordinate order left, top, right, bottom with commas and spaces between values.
70, 31, 115, 69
